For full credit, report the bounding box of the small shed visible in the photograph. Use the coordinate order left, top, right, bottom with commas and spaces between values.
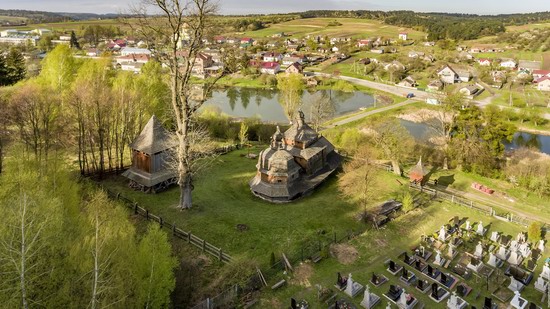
122, 115, 177, 193
409, 157, 428, 184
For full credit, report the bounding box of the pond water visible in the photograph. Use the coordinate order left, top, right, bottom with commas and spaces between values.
202, 88, 375, 123
399, 119, 550, 155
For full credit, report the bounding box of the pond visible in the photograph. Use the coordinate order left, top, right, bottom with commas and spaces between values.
202, 87, 375, 123
399, 119, 550, 156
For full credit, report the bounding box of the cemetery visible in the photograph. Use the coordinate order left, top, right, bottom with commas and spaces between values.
274, 204, 549, 309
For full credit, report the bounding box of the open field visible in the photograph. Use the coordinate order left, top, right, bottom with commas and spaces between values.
102, 147, 405, 263
0, 15, 28, 23
0, 18, 127, 31
229, 18, 426, 40
507, 22, 550, 32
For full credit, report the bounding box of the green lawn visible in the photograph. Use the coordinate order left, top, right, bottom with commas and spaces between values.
230, 18, 426, 41
102, 147, 404, 263
258, 198, 546, 308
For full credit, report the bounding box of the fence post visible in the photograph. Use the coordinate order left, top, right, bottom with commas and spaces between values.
172, 223, 176, 235
133, 203, 138, 215
202, 240, 206, 253
159, 216, 163, 227
188, 232, 192, 244
219, 248, 223, 261
116, 192, 120, 200
452, 195, 455, 204
146, 209, 149, 220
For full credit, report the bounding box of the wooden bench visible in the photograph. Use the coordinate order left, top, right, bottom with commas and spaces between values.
271, 279, 286, 290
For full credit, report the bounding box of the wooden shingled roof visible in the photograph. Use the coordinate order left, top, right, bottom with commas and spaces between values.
130, 115, 175, 155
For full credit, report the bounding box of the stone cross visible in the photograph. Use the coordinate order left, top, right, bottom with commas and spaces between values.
476, 221, 484, 235
439, 225, 446, 241
542, 263, 550, 280
465, 221, 471, 231
345, 273, 354, 296
362, 285, 371, 308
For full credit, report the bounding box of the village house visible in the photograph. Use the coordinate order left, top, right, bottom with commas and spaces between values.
263, 52, 283, 63
260, 62, 281, 75
285, 62, 303, 74
408, 51, 425, 58
282, 55, 305, 66
398, 32, 408, 40
214, 36, 226, 44
459, 84, 483, 97
500, 58, 517, 69
384, 61, 405, 71
518, 60, 543, 73
537, 77, 550, 91
120, 47, 151, 56
437, 66, 458, 84
491, 70, 507, 84
458, 51, 474, 61
249, 112, 342, 203
398, 76, 418, 88
533, 69, 550, 80
191, 53, 214, 76
357, 39, 371, 48
86, 48, 100, 57
240, 37, 254, 47
115, 53, 151, 73
428, 80, 443, 91
477, 58, 492, 66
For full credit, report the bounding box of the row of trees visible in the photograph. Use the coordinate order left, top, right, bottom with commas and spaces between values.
1, 45, 169, 175
0, 158, 176, 308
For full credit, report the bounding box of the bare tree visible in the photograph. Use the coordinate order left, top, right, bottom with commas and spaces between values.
308, 91, 335, 131
129, 0, 227, 209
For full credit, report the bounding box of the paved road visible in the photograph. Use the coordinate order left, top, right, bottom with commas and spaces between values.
326, 99, 416, 128
313, 72, 550, 120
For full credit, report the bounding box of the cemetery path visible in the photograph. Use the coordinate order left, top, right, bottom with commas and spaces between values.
324, 99, 416, 128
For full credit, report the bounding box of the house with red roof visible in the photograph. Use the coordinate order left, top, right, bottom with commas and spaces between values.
260, 62, 280, 75
537, 76, 550, 91
532, 70, 550, 81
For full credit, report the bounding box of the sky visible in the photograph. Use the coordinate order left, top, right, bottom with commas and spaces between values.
1, 0, 550, 15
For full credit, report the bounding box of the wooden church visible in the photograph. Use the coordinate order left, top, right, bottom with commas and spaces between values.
122, 115, 177, 193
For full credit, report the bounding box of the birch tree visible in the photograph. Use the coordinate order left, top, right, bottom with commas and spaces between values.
277, 73, 304, 123
130, 0, 228, 209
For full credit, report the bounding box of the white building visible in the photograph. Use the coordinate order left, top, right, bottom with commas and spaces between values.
120, 47, 152, 56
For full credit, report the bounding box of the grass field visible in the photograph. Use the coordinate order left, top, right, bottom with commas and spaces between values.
0, 15, 28, 23
229, 18, 426, 41
0, 18, 127, 32
102, 146, 406, 263
507, 22, 550, 32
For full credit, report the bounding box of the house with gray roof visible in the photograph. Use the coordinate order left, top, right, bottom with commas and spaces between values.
249, 111, 342, 203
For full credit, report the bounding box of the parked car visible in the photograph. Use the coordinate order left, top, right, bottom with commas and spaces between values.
406, 93, 415, 98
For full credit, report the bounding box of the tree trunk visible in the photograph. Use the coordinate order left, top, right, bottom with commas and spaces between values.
391, 160, 401, 176
179, 178, 193, 209
19, 194, 28, 309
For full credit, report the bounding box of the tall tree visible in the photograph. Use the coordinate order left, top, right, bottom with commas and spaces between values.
131, 0, 227, 209
277, 73, 304, 123
308, 91, 335, 131
135, 224, 177, 309
69, 30, 80, 49
5, 48, 26, 85
368, 119, 414, 175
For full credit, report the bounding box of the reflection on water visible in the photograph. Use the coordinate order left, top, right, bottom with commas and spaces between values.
400, 119, 550, 155
202, 87, 375, 123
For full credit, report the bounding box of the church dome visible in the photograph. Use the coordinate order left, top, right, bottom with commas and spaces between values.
268, 149, 297, 175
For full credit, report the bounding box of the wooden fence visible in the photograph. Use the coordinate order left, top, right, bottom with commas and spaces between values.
97, 184, 233, 264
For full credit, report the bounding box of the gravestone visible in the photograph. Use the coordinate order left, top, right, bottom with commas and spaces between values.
291, 298, 297, 309
510, 290, 527, 309
388, 260, 402, 275
542, 263, 550, 280
397, 289, 417, 309
434, 250, 446, 266
508, 276, 525, 292
484, 297, 493, 309
386, 285, 402, 302
496, 246, 510, 260
371, 272, 388, 287
538, 240, 545, 252
508, 251, 523, 266
416, 279, 429, 293
336, 272, 348, 290
519, 243, 531, 258
403, 252, 411, 265
431, 283, 439, 301
345, 273, 364, 298
510, 240, 520, 251
474, 242, 484, 258
465, 221, 471, 231
361, 284, 380, 309
534, 276, 548, 293
448, 244, 457, 259
447, 292, 467, 309
490, 231, 500, 242
467, 257, 483, 273
476, 221, 486, 236
517, 232, 526, 243
439, 225, 447, 241
487, 252, 502, 268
